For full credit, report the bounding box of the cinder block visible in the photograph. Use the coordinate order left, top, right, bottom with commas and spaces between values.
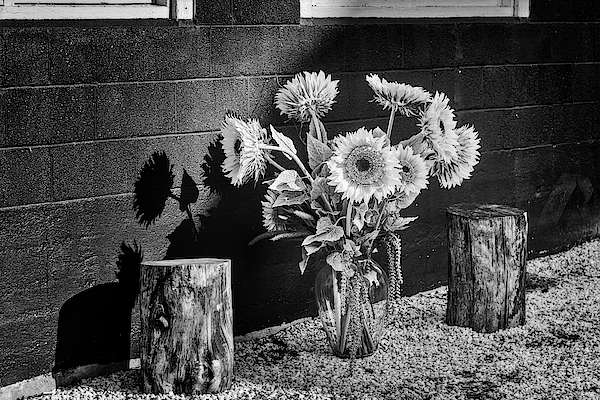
210, 26, 283, 77
96, 82, 175, 139
0, 245, 50, 321
247, 76, 288, 127
330, 72, 386, 122
3, 86, 96, 147
196, 0, 299, 24
343, 25, 403, 72
403, 24, 458, 69
0, 147, 52, 207
458, 23, 511, 66
51, 133, 214, 201
0, 34, 5, 87
91, 27, 210, 83
572, 63, 600, 102
509, 23, 594, 64
278, 25, 345, 75
466, 149, 517, 206
480, 66, 520, 108
51, 141, 137, 201
175, 78, 249, 133
0, 313, 57, 387
48, 28, 97, 85
516, 64, 573, 106
2, 28, 49, 86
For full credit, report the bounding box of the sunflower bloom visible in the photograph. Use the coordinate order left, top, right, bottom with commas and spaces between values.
366, 74, 431, 116
430, 125, 481, 188
220, 115, 269, 186
418, 91, 459, 164
239, 118, 270, 184
393, 144, 429, 196
262, 190, 288, 231
327, 128, 402, 204
220, 114, 247, 186
275, 71, 339, 123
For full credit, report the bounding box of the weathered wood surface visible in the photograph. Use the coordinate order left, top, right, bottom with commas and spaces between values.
446, 204, 527, 333
140, 258, 233, 394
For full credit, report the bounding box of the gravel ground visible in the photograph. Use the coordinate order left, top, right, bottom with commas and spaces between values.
30, 239, 600, 400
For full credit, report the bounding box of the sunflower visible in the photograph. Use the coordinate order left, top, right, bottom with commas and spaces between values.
393, 144, 429, 196
327, 128, 402, 204
275, 71, 339, 123
430, 125, 481, 189
418, 91, 459, 164
261, 190, 288, 231
366, 74, 431, 116
220, 114, 247, 187
220, 115, 270, 186
238, 118, 270, 184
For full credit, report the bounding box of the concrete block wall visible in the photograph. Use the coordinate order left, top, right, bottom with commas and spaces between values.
1, 0, 600, 387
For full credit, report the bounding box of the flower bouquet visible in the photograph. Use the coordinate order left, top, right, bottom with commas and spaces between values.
218, 71, 480, 358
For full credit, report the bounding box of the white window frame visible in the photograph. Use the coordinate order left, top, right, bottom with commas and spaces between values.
0, 0, 193, 19
301, 0, 530, 20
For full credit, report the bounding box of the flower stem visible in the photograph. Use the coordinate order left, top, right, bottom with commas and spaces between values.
260, 144, 334, 214
345, 201, 354, 237
310, 110, 326, 143
261, 144, 314, 183
366, 199, 388, 255
386, 110, 396, 140
332, 269, 342, 346
264, 153, 287, 172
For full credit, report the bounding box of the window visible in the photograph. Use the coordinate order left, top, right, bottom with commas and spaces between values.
0, 0, 193, 19
300, 0, 530, 20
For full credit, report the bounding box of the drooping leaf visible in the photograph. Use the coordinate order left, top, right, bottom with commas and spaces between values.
270, 125, 297, 160
273, 191, 310, 207
292, 210, 316, 223
180, 168, 200, 212
386, 216, 419, 232
299, 247, 311, 275
326, 251, 353, 275
302, 217, 344, 246
270, 231, 310, 241
309, 117, 328, 141
307, 134, 333, 170
268, 170, 306, 192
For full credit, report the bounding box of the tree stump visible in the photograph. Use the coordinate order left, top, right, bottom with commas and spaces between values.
140, 258, 233, 394
446, 204, 527, 333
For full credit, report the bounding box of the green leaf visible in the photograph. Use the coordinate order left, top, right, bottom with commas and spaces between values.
385, 216, 419, 232
299, 247, 311, 275
309, 118, 328, 141
326, 251, 353, 274
307, 134, 333, 170
273, 191, 310, 207
268, 170, 306, 192
302, 217, 344, 246
270, 125, 297, 160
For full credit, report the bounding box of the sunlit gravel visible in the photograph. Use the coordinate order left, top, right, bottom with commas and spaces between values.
30, 239, 600, 400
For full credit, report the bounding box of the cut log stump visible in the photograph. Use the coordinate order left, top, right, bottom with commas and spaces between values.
140, 258, 233, 395
446, 204, 528, 333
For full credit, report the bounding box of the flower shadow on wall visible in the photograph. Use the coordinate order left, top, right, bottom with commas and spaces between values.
132, 148, 319, 335
53, 242, 143, 386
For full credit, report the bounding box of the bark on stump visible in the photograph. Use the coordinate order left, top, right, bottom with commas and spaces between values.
446, 204, 527, 333
140, 258, 233, 394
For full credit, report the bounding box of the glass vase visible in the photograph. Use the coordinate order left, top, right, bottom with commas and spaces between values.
314, 258, 388, 358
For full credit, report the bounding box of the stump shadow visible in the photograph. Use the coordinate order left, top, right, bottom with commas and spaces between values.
53, 242, 142, 386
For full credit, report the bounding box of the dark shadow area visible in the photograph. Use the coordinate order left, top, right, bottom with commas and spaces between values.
53, 242, 142, 386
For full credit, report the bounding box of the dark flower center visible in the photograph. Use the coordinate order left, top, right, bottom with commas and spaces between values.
234, 139, 243, 155
345, 145, 385, 186
356, 158, 371, 172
